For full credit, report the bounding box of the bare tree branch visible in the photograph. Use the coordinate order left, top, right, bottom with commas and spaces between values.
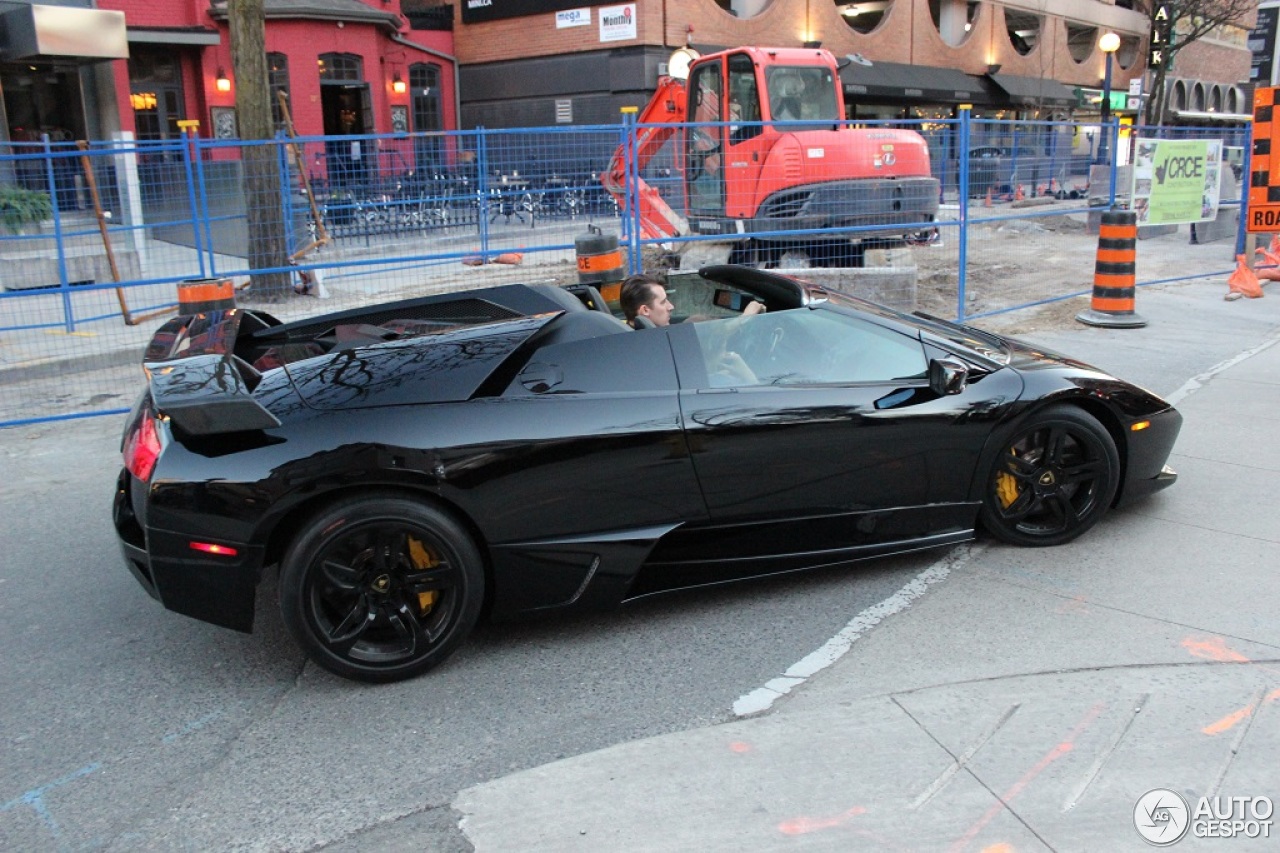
1141, 0, 1257, 125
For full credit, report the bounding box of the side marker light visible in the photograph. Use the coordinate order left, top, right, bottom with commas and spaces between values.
190, 542, 239, 557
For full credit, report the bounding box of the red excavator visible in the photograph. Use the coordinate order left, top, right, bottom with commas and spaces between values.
603, 46, 939, 267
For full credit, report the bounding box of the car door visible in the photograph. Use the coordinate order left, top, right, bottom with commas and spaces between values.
484, 321, 706, 541
473, 320, 711, 615
670, 305, 1005, 554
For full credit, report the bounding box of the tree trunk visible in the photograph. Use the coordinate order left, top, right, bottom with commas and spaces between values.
228, 0, 292, 301
1146, 65, 1170, 127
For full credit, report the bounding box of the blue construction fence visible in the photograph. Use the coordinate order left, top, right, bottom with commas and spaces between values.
0, 113, 1253, 427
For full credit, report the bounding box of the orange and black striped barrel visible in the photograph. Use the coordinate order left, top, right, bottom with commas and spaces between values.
575, 229, 625, 303
177, 278, 236, 315
1076, 210, 1147, 328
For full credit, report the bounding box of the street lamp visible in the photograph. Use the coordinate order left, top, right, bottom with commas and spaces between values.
1097, 31, 1121, 164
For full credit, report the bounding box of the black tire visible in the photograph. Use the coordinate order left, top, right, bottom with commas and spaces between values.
279, 494, 484, 683
980, 406, 1119, 547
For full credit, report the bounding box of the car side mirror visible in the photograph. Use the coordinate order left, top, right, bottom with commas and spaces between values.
929, 356, 969, 395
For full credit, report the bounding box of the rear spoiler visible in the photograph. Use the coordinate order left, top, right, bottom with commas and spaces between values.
143, 310, 282, 435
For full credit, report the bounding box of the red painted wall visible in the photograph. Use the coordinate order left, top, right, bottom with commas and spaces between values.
96, 0, 456, 139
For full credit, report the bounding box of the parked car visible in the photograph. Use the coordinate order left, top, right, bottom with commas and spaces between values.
114, 266, 1182, 682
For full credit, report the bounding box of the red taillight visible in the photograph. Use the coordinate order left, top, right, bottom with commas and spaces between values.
124, 413, 161, 481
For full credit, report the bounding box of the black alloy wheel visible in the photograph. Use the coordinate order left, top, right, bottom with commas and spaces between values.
279, 494, 484, 682
980, 406, 1120, 547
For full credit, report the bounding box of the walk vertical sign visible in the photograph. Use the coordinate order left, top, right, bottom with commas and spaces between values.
1150, 3, 1173, 70
1248, 86, 1280, 232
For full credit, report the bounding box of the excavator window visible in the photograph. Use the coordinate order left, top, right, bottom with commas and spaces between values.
766, 66, 840, 124
687, 63, 725, 213
727, 54, 761, 145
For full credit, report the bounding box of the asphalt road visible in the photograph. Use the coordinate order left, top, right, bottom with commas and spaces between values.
1, 277, 1276, 851
0, 413, 932, 851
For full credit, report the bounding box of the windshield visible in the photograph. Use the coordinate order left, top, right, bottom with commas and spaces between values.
765, 65, 839, 122
819, 290, 1011, 364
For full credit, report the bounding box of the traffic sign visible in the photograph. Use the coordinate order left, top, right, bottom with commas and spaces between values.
1248, 86, 1280, 232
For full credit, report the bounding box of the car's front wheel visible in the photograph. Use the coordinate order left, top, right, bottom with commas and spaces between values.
279, 494, 484, 682
980, 406, 1119, 547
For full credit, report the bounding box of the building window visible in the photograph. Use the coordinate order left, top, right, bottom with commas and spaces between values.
410, 62, 443, 171
1065, 23, 1097, 63
410, 62, 441, 132
128, 47, 185, 145
930, 0, 979, 47
318, 53, 363, 82
712, 0, 774, 19
837, 1, 893, 35
269, 53, 291, 132
1005, 11, 1042, 55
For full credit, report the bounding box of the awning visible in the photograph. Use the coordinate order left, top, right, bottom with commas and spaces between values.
128, 27, 221, 46
0, 4, 128, 60
208, 0, 402, 31
841, 61, 992, 103
1168, 109, 1253, 124
987, 73, 1078, 108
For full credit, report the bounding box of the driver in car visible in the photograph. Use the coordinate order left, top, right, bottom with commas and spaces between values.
620, 273, 765, 328
620, 274, 763, 384
620, 274, 676, 328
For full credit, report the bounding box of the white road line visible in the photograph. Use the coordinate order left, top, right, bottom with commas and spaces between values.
1164, 334, 1280, 405
732, 543, 986, 717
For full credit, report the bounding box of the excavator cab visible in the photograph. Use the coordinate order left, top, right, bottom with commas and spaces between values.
684, 49, 845, 220
602, 45, 939, 265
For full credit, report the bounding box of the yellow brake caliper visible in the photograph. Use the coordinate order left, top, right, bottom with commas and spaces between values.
996, 448, 1021, 509
408, 537, 440, 614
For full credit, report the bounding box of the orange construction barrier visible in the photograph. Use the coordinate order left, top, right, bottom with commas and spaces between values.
1229, 255, 1268, 296
177, 278, 236, 315
1076, 210, 1147, 327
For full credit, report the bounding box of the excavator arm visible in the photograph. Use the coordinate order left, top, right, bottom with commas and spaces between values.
603, 76, 691, 240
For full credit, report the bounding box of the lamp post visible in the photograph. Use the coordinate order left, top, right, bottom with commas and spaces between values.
1097, 31, 1121, 164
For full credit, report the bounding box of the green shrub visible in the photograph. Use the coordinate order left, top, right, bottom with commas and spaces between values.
0, 185, 54, 231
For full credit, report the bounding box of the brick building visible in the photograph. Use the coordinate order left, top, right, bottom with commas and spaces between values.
450, 0, 1144, 127
444, 0, 1252, 129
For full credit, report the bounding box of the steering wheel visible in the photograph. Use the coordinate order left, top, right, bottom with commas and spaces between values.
729, 316, 824, 383
728, 319, 783, 374
687, 129, 721, 183
690, 127, 718, 152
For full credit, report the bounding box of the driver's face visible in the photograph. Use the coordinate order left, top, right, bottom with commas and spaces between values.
640, 286, 674, 326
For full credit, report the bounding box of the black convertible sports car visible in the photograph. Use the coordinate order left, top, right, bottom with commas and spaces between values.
115, 265, 1181, 682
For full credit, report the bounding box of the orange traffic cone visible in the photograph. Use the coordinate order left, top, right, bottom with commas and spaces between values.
1014, 184, 1025, 202
984, 188, 993, 208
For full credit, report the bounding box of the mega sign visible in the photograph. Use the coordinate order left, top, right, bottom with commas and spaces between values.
463, 0, 590, 25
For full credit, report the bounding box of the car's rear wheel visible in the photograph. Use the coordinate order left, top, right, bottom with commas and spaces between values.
980, 406, 1119, 547
279, 494, 484, 682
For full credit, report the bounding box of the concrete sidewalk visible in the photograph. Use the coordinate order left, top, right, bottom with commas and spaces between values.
456, 295, 1280, 851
